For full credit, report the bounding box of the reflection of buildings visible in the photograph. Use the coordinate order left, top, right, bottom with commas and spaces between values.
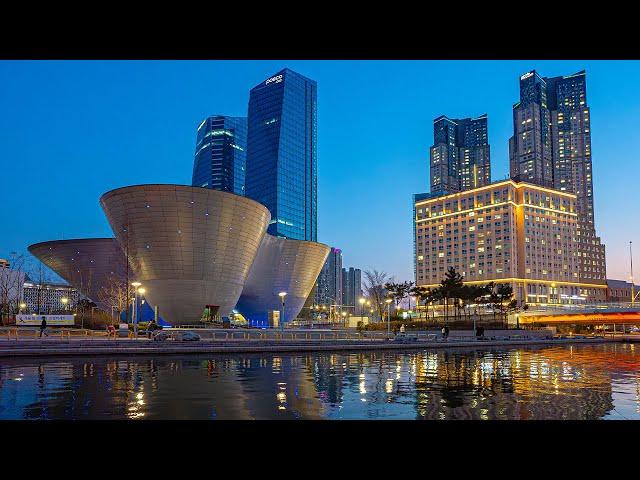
411, 346, 616, 420
2, 345, 640, 419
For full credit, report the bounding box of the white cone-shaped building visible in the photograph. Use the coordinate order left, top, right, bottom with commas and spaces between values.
28, 238, 128, 310
236, 234, 330, 327
100, 184, 270, 325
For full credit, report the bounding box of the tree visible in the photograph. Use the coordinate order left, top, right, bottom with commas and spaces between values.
97, 274, 134, 325
0, 253, 27, 324
439, 267, 464, 324
384, 280, 414, 316
488, 283, 515, 326
363, 269, 390, 322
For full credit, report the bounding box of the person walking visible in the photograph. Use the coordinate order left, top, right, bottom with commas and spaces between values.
39, 316, 48, 338
400, 324, 406, 336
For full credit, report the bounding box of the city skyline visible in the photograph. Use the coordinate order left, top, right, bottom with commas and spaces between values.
1, 60, 639, 283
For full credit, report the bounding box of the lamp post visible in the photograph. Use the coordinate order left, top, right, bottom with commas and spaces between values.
19, 303, 26, 313
131, 282, 141, 338
61, 297, 69, 313
359, 297, 365, 317
278, 291, 287, 331
341, 310, 347, 328
137, 287, 146, 337
385, 298, 392, 338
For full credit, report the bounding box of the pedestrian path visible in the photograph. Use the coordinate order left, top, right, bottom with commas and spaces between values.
0, 335, 613, 357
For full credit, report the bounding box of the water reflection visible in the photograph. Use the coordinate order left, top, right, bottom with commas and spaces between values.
1, 344, 639, 420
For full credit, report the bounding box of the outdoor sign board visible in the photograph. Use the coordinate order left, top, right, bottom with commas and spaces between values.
15, 314, 75, 326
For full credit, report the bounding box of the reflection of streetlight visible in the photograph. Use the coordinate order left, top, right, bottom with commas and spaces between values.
385, 298, 392, 338
278, 292, 287, 330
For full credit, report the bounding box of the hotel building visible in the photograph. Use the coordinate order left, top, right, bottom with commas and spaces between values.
414, 179, 607, 304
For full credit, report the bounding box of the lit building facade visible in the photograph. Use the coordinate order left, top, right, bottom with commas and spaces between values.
430, 115, 490, 195
246, 68, 317, 241
192, 115, 247, 195
341, 267, 362, 307
509, 70, 606, 286
316, 247, 342, 306
414, 179, 607, 304
21, 281, 79, 314
606, 279, 640, 303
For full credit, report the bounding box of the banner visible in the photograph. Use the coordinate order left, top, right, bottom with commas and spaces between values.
16, 314, 75, 326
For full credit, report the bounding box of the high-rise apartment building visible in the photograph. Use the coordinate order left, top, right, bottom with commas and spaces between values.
430, 115, 490, 195
509, 70, 606, 285
246, 68, 317, 241
414, 179, 607, 303
341, 267, 362, 308
192, 115, 247, 195
316, 247, 342, 306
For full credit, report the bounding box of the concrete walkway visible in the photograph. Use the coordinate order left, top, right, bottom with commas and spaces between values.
0, 336, 616, 357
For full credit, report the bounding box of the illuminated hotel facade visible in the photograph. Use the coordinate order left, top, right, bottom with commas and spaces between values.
414, 179, 607, 304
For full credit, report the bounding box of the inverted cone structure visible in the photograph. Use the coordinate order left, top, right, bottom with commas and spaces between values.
28, 238, 127, 309
100, 184, 270, 324
236, 234, 330, 326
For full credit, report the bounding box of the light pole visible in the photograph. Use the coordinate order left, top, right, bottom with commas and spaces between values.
385, 298, 392, 338
278, 291, 287, 331
19, 303, 26, 314
137, 288, 146, 337
132, 282, 141, 338
341, 310, 347, 328
359, 297, 365, 317
631, 241, 638, 306
61, 297, 69, 313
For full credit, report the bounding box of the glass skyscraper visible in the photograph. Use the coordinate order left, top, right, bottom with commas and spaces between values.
192, 115, 247, 195
245, 68, 317, 241
430, 114, 490, 195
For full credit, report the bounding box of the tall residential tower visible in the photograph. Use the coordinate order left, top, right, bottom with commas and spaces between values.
246, 68, 317, 241
430, 115, 490, 195
509, 70, 606, 285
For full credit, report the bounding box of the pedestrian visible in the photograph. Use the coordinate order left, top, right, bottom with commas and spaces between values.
444, 325, 450, 339
441, 326, 446, 339
147, 320, 155, 339
400, 324, 406, 335
39, 316, 48, 338
393, 325, 398, 336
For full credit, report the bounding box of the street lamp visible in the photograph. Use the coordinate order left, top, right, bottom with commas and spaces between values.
385, 298, 392, 338
341, 310, 347, 328
278, 291, 287, 330
19, 303, 26, 313
131, 282, 142, 338
61, 297, 69, 313
358, 297, 366, 316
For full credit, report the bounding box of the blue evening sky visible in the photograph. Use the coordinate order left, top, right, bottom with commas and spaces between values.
0, 60, 638, 282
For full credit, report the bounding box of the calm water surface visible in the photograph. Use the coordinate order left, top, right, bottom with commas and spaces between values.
1, 343, 640, 420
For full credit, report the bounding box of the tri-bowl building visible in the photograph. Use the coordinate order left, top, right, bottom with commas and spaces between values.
27, 238, 128, 311
29, 184, 328, 327
236, 234, 329, 327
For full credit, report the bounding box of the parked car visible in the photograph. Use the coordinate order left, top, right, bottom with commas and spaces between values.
177, 331, 201, 342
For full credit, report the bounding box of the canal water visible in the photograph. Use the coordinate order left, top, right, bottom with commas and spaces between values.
1, 343, 639, 420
